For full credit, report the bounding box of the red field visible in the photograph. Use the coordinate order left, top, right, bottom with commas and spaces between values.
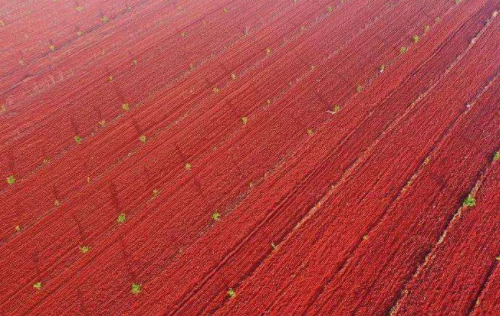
1, 0, 500, 315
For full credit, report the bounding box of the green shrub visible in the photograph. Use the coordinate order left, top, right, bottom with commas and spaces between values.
463, 195, 476, 207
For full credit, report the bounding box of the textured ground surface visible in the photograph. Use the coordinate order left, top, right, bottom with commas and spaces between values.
1, 0, 500, 315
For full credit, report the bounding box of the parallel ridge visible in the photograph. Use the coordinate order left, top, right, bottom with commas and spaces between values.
1, 0, 499, 315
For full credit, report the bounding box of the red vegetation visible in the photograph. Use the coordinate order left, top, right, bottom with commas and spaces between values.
1, 0, 500, 315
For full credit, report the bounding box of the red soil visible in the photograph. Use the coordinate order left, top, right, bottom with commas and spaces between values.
1, 0, 500, 315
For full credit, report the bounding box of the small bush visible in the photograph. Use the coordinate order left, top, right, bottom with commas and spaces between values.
131, 283, 142, 295
227, 288, 236, 299
6, 175, 16, 185
463, 195, 476, 207
117, 213, 126, 224
493, 151, 500, 162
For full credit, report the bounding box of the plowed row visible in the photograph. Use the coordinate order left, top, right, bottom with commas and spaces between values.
1, 0, 500, 315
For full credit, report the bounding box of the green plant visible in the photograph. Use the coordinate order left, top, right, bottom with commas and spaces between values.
356, 84, 363, 93
241, 117, 248, 125
122, 103, 130, 111
463, 195, 476, 207
131, 283, 142, 295
15, 225, 21, 232
153, 189, 159, 198
117, 213, 126, 223
327, 104, 341, 115
79, 246, 90, 254
271, 242, 277, 250
400, 46, 408, 54
74, 135, 82, 144
185, 163, 192, 170
412, 35, 420, 43
212, 212, 220, 221
139, 135, 147, 143
227, 288, 236, 298
379, 64, 385, 73
33, 282, 42, 290
307, 128, 314, 136
6, 175, 16, 185
493, 151, 500, 162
